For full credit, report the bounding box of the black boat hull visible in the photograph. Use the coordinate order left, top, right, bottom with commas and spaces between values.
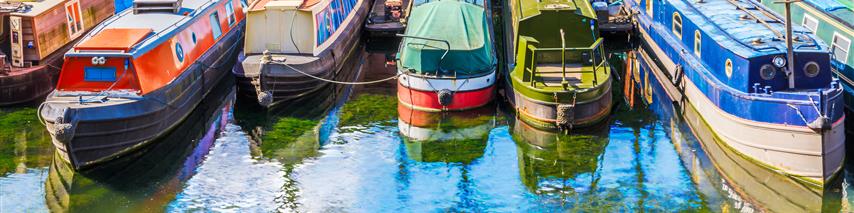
40, 21, 245, 170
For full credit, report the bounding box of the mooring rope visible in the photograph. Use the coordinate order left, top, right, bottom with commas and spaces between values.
266, 60, 401, 85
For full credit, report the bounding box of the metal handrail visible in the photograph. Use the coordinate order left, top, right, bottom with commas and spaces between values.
397, 34, 451, 74
524, 37, 607, 89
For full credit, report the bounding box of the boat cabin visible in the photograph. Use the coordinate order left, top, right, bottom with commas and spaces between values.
511, 0, 609, 88
55, 0, 246, 94
639, 0, 833, 93
243, 0, 360, 56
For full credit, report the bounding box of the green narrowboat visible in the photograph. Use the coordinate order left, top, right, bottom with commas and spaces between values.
506, 0, 613, 130
757, 0, 853, 123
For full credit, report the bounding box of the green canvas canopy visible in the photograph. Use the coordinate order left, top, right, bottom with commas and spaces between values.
398, 0, 495, 76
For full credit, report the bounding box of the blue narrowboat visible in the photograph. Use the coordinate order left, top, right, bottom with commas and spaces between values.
625, 0, 845, 188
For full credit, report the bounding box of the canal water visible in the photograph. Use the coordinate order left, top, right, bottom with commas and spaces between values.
0, 49, 851, 212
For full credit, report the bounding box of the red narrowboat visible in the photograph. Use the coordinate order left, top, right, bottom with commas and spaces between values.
396, 0, 496, 112
0, 0, 113, 106
39, 0, 247, 169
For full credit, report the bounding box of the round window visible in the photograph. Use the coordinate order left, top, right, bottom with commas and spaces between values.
175, 43, 185, 62
760, 64, 776, 80
725, 59, 733, 78
804, 62, 820, 77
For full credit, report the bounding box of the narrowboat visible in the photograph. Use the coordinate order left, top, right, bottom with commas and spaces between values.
364, 0, 409, 37
46, 80, 233, 212
0, 0, 113, 106
39, 0, 247, 169
627, 51, 838, 211
625, 0, 845, 188
398, 103, 494, 163
506, 0, 613, 130
755, 0, 854, 134
396, 0, 497, 112
234, 0, 369, 107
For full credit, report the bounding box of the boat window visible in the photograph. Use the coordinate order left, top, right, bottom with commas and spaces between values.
65, 0, 85, 38
802, 14, 818, 33
315, 0, 359, 46
225, 0, 235, 26
175, 42, 185, 62
832, 33, 850, 63
239, 0, 248, 8
192, 32, 197, 44
672, 12, 682, 38
725, 59, 733, 78
694, 30, 701, 57
210, 12, 222, 39
646, 0, 653, 17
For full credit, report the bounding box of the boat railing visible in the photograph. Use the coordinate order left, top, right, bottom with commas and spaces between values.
521, 37, 607, 89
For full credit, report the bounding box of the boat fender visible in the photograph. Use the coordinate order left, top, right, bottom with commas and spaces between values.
438, 89, 453, 106
51, 110, 76, 143
556, 104, 574, 128
258, 91, 273, 107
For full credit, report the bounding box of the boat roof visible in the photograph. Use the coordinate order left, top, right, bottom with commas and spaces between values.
6, 0, 66, 17
249, 0, 318, 11
516, 0, 596, 20
75, 28, 153, 51
674, 0, 827, 58
72, 0, 219, 56
802, 0, 854, 28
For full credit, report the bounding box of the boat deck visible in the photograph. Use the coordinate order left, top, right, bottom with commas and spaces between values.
533, 64, 585, 86
675, 0, 823, 57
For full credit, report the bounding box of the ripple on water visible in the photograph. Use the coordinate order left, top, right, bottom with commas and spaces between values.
167, 124, 286, 212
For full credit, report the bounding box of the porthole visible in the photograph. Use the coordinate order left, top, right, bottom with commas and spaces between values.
191, 32, 197, 44
760, 64, 776, 80
804, 61, 820, 77
175, 43, 185, 62
725, 59, 733, 78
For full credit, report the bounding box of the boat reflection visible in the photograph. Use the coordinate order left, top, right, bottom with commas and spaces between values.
631, 51, 844, 212
234, 48, 365, 163
512, 118, 610, 197
398, 103, 496, 164
43, 78, 235, 212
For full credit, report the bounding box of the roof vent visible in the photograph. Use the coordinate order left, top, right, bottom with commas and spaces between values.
133, 0, 182, 14
752, 38, 764, 45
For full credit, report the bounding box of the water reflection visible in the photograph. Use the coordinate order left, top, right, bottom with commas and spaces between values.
42, 80, 235, 212
398, 104, 495, 164
0, 106, 53, 212
512, 120, 609, 199
625, 50, 844, 212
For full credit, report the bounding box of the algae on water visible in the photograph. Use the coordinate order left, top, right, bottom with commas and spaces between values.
0, 107, 52, 175
338, 94, 397, 127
